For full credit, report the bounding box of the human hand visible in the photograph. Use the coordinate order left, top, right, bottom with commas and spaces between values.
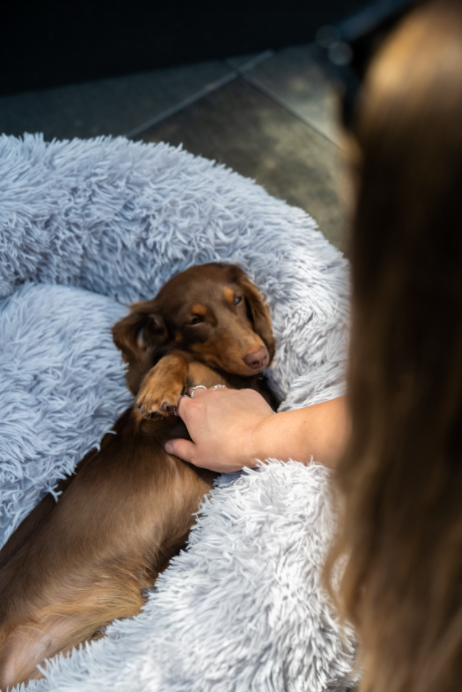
164, 387, 275, 473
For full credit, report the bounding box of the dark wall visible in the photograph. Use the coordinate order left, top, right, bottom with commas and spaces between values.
2, 0, 367, 95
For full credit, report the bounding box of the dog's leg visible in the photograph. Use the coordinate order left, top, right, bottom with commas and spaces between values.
136, 354, 233, 420
0, 586, 146, 690
136, 353, 190, 419
185, 361, 229, 389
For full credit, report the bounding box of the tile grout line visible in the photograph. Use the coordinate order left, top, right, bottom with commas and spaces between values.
126, 48, 341, 148
125, 51, 275, 139
224, 50, 275, 74
124, 72, 237, 139
240, 73, 341, 148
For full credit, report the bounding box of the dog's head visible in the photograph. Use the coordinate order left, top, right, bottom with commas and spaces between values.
112, 263, 276, 394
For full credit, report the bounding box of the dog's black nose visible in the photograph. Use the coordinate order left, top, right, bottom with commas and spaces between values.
243, 346, 268, 370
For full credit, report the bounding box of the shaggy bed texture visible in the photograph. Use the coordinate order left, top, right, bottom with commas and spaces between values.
0, 134, 354, 691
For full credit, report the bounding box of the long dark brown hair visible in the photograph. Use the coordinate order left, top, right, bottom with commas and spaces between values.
325, 2, 462, 692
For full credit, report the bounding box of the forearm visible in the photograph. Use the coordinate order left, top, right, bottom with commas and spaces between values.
249, 397, 349, 469
167, 390, 349, 473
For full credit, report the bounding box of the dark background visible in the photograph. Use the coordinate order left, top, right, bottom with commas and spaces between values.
2, 0, 367, 95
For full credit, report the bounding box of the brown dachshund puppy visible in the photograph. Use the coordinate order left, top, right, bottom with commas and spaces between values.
0, 263, 277, 689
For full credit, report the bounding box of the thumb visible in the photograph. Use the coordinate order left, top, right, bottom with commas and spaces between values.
165, 438, 197, 464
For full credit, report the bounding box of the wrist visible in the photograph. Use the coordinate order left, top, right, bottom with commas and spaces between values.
243, 413, 275, 468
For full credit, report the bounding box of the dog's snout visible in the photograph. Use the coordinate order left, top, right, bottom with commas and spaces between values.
243, 346, 268, 370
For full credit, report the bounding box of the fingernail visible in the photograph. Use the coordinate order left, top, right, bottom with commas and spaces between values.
165, 442, 172, 454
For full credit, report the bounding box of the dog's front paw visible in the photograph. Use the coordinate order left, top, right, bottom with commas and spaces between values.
135, 354, 189, 420
136, 379, 184, 419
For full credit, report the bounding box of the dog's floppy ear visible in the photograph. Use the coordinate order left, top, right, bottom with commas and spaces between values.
234, 269, 276, 365
112, 301, 168, 394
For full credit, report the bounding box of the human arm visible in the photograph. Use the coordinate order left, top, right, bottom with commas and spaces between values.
164, 388, 349, 473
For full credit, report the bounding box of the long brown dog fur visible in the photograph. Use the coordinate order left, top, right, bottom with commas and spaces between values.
0, 263, 278, 689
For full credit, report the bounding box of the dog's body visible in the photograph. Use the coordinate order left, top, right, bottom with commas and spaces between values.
0, 263, 277, 689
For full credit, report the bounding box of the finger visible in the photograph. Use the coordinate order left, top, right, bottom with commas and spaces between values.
176, 388, 209, 419
164, 438, 198, 464
176, 394, 193, 419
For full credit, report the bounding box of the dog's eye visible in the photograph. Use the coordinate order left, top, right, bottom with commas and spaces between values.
189, 316, 203, 325
234, 296, 242, 305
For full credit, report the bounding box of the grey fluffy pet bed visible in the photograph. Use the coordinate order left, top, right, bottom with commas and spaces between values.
0, 134, 355, 691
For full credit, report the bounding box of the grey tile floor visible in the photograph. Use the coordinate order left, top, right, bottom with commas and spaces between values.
0, 47, 347, 251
